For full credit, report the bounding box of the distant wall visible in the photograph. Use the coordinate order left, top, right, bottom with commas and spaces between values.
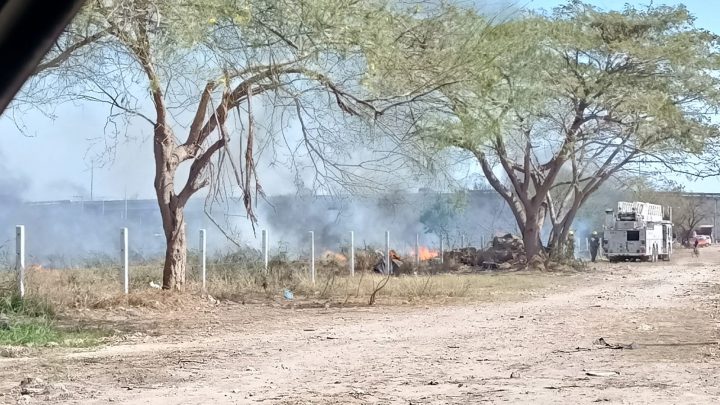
0, 191, 518, 267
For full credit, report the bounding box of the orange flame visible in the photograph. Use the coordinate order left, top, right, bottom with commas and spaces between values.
321, 250, 347, 264
412, 246, 438, 261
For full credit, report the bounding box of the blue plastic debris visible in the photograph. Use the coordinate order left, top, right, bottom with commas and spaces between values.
283, 289, 294, 300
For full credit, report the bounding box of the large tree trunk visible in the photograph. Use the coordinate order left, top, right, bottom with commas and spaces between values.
161, 202, 187, 290
153, 124, 188, 290
521, 209, 545, 265
517, 200, 554, 265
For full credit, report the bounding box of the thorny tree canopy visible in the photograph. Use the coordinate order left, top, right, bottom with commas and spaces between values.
371, 1, 720, 259
22, 0, 451, 210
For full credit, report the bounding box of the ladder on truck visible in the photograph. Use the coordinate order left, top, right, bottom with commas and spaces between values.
617, 201, 664, 222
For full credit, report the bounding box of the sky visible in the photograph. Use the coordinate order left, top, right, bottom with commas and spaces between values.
1, 0, 720, 202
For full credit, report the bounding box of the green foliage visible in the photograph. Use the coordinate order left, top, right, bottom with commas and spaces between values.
371, 1, 720, 253
419, 192, 467, 236
70, 0, 410, 89
540, 1, 720, 153
371, 0, 720, 172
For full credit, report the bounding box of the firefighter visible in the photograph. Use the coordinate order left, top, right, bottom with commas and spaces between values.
589, 231, 601, 262
566, 231, 575, 260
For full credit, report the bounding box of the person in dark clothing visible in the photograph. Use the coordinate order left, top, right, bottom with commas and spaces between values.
589, 231, 601, 262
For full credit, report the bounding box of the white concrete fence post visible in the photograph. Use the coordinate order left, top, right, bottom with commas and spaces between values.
461, 234, 465, 249
121, 227, 129, 294
16, 225, 25, 298
261, 229, 268, 273
309, 231, 315, 284
199, 229, 207, 290
385, 231, 391, 275
415, 233, 420, 266
349, 231, 355, 277
440, 235, 444, 264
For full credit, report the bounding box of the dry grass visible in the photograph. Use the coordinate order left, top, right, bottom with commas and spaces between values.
0, 254, 564, 312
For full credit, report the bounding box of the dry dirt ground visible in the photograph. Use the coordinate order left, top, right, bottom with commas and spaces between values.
2, 248, 720, 404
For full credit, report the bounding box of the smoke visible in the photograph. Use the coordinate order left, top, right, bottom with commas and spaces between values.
250, 190, 517, 257
0, 149, 30, 263
0, 187, 520, 269
0, 149, 30, 204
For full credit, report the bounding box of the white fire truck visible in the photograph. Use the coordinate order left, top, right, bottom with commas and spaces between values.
602, 201, 673, 262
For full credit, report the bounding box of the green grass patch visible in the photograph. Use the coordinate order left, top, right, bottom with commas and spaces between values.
0, 317, 106, 347
0, 291, 109, 348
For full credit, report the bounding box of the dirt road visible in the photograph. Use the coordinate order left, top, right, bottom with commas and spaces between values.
1, 249, 719, 404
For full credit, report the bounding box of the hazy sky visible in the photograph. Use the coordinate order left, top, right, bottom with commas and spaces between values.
1, 0, 718, 201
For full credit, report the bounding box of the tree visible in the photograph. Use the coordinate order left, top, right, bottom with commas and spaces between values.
374, 1, 720, 264
419, 192, 466, 239
636, 185, 712, 243
673, 197, 709, 242
24, 0, 444, 289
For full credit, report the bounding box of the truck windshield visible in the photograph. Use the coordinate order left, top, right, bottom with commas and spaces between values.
627, 231, 640, 241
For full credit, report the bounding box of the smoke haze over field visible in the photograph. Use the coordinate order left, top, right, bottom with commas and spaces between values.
0, 190, 517, 268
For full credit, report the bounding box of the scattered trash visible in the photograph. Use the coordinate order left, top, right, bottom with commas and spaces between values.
19, 377, 67, 397
544, 384, 584, 390
585, 370, 620, 377
593, 337, 639, 350
510, 371, 521, 379
20, 377, 44, 395
427, 381, 439, 385
283, 289, 294, 300
552, 347, 592, 354
149, 281, 161, 289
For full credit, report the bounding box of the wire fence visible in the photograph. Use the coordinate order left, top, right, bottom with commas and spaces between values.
3, 225, 495, 298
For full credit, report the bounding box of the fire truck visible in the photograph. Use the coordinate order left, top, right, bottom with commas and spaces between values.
602, 201, 673, 262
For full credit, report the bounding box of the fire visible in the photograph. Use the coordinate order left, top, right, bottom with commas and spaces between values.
412, 246, 438, 261
321, 251, 347, 264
